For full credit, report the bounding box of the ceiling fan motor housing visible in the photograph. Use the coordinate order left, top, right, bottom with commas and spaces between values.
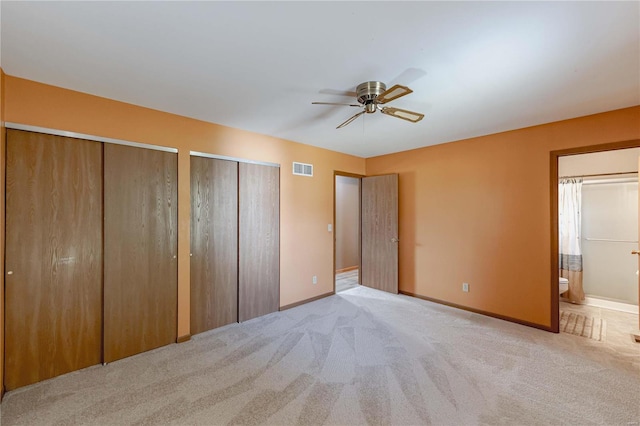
357, 81, 386, 113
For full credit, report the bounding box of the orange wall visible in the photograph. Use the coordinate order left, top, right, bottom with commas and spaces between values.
3, 75, 365, 340
366, 106, 640, 327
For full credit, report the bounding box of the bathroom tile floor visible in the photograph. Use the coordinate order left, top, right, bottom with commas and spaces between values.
560, 301, 639, 367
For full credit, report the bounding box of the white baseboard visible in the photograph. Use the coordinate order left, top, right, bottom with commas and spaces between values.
584, 296, 638, 314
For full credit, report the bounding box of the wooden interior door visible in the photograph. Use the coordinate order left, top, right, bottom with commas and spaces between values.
238, 163, 279, 322
103, 144, 178, 363
190, 156, 238, 335
5, 130, 102, 390
361, 174, 399, 294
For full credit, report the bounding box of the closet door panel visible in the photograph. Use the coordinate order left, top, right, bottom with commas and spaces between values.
104, 144, 178, 363
239, 163, 279, 322
5, 130, 102, 390
190, 156, 238, 334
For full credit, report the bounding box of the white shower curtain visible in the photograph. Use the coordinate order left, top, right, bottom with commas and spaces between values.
559, 178, 584, 302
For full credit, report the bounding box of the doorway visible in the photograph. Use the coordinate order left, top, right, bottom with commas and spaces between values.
334, 174, 361, 293
552, 140, 640, 346
333, 172, 400, 294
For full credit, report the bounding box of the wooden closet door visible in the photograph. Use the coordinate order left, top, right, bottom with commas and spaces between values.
239, 163, 280, 322
5, 130, 102, 390
104, 144, 178, 363
190, 156, 238, 335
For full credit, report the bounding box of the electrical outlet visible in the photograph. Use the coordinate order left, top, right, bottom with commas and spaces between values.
312, 276, 318, 284
462, 282, 469, 292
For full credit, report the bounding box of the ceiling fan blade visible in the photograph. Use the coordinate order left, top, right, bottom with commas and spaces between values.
380, 106, 424, 123
376, 84, 413, 104
337, 111, 366, 129
312, 102, 361, 107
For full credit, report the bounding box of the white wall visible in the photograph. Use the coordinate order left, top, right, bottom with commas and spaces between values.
336, 176, 359, 271
559, 148, 640, 176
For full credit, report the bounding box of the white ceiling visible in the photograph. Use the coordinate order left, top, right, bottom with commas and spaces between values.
1, 1, 638, 158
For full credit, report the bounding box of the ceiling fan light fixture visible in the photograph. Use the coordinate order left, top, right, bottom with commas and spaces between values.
381, 106, 424, 123
376, 84, 413, 104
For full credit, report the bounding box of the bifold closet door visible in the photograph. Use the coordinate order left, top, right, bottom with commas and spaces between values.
104, 144, 178, 363
239, 163, 279, 322
5, 130, 102, 390
190, 156, 238, 335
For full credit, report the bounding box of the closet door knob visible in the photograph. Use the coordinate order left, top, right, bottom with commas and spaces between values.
7, 271, 13, 275
631, 251, 640, 255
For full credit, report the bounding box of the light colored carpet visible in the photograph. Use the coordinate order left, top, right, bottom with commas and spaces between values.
560, 310, 607, 342
1, 286, 639, 425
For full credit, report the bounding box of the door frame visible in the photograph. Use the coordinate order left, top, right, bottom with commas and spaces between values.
550, 138, 640, 333
333, 171, 365, 293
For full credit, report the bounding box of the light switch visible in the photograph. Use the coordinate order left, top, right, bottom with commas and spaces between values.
328, 224, 332, 232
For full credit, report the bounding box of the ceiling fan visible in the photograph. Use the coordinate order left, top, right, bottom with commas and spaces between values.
312, 81, 424, 129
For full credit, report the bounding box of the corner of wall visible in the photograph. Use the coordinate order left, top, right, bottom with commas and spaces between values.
1, 74, 369, 344
364, 107, 640, 329
1, 67, 6, 399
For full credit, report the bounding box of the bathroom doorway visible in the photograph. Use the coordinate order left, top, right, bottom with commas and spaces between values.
552, 141, 640, 347
334, 173, 361, 293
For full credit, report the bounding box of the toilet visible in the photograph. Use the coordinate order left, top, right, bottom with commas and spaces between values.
559, 277, 569, 294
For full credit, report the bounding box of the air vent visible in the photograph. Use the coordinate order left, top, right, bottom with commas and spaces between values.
293, 162, 313, 177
